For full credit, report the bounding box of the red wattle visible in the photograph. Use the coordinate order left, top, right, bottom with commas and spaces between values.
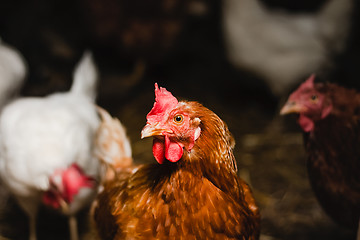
153, 138, 165, 164
152, 136, 183, 164
165, 136, 183, 162
298, 114, 314, 132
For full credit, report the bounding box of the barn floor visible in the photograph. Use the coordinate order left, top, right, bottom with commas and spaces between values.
0, 0, 359, 239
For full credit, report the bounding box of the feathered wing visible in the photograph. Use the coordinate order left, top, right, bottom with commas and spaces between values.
303, 108, 360, 229
93, 177, 128, 240
94, 165, 259, 240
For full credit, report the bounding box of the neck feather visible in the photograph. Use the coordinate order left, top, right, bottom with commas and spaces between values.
180, 103, 240, 198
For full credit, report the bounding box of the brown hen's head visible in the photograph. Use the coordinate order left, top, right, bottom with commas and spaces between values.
141, 83, 201, 164
280, 74, 333, 132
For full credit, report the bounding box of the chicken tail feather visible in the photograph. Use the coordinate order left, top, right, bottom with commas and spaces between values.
0, 37, 27, 108
70, 51, 98, 102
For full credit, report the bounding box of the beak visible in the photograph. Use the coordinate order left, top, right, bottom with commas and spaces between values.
280, 101, 306, 115
141, 123, 172, 139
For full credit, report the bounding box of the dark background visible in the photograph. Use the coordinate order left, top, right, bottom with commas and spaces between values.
0, 0, 359, 239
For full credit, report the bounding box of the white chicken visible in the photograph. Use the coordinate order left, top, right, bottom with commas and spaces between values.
0, 52, 100, 240
0, 37, 27, 109
222, 0, 353, 96
0, 37, 27, 211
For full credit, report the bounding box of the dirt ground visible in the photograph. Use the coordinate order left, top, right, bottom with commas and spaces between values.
0, 0, 359, 239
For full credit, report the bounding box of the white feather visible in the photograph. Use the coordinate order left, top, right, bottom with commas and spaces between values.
222, 0, 353, 96
70, 51, 98, 102
0, 38, 27, 109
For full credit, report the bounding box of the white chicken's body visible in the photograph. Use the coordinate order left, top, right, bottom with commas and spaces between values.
0, 38, 27, 109
0, 94, 99, 207
0, 38, 27, 211
222, 0, 353, 96
0, 52, 100, 240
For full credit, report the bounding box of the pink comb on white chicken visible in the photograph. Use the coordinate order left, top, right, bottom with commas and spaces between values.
43, 163, 95, 210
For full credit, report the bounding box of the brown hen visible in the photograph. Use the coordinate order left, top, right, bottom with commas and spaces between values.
93, 84, 260, 239
281, 75, 360, 238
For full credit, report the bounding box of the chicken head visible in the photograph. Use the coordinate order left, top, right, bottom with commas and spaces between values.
141, 83, 201, 164
280, 74, 333, 132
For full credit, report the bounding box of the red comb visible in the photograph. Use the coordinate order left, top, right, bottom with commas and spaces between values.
62, 164, 94, 203
289, 74, 316, 99
301, 74, 315, 89
146, 83, 178, 123
295, 74, 315, 93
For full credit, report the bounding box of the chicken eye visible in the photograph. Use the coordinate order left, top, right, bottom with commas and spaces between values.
310, 95, 318, 101
173, 115, 184, 124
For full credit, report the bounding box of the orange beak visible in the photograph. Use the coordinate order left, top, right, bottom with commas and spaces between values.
141, 123, 172, 139
280, 101, 306, 115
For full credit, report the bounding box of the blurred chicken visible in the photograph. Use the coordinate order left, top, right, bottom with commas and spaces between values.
0, 37, 27, 109
95, 106, 133, 183
0, 38, 27, 213
280, 75, 360, 238
93, 84, 260, 239
0, 52, 100, 240
90, 106, 136, 239
222, 0, 353, 96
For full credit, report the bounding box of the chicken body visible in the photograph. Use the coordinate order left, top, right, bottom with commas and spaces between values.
94, 84, 260, 239
281, 76, 360, 234
222, 0, 353, 96
0, 52, 100, 240
304, 107, 360, 229
0, 38, 27, 109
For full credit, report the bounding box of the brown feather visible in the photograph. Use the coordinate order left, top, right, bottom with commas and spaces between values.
94, 101, 260, 239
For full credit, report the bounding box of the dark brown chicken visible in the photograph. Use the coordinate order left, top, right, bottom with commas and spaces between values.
93, 84, 260, 239
280, 75, 360, 236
